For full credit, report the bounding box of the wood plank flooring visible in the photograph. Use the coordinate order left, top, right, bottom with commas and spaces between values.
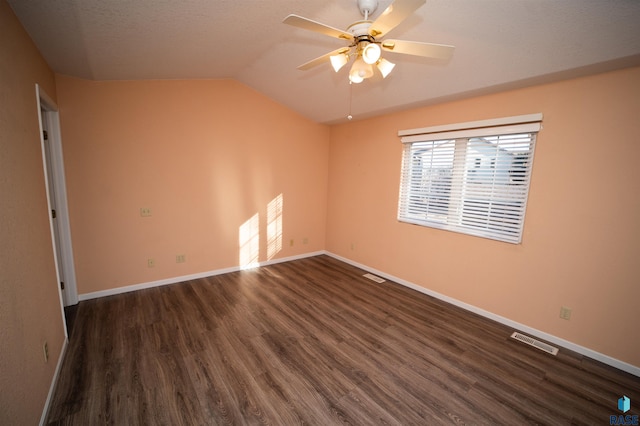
47, 255, 640, 425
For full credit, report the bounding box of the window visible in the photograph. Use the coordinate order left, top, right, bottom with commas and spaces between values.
397, 114, 541, 244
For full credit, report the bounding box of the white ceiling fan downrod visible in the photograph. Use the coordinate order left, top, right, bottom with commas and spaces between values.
357, 0, 378, 20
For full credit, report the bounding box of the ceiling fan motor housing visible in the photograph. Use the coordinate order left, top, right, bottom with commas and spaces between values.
348, 22, 374, 38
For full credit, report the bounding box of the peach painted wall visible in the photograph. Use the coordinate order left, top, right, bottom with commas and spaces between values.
55, 76, 329, 295
326, 66, 640, 367
0, 1, 66, 424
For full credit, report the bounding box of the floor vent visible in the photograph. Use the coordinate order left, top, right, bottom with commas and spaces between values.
363, 273, 386, 283
510, 332, 559, 356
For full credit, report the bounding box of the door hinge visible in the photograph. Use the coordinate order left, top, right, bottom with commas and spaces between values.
51, 209, 56, 219
43, 130, 48, 140
60, 282, 65, 290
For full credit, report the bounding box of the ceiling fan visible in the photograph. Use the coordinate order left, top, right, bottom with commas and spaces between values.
283, 0, 454, 84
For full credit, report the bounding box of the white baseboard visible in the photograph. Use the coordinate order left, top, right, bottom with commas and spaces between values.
325, 251, 640, 378
77, 250, 639, 377
40, 337, 68, 426
78, 251, 326, 301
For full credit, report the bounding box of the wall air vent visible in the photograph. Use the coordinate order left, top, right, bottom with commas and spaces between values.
363, 273, 386, 283
510, 332, 559, 356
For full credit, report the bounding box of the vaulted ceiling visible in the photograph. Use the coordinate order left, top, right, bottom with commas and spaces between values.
8, 0, 640, 124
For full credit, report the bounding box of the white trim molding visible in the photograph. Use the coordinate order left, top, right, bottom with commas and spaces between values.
40, 338, 68, 426
36, 84, 79, 308
77, 249, 639, 377
78, 251, 326, 301
399, 113, 543, 138
325, 252, 640, 378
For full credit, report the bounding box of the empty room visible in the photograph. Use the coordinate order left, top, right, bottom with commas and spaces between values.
2, 0, 640, 424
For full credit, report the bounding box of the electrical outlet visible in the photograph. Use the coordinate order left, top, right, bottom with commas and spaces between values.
289, 239, 294, 247
140, 207, 152, 217
43, 341, 49, 363
303, 237, 309, 245
176, 254, 186, 263
147, 258, 155, 268
560, 306, 572, 321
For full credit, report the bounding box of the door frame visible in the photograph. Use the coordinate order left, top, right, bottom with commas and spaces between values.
36, 84, 78, 309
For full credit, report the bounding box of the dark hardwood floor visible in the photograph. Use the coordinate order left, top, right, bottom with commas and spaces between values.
64, 303, 79, 336
47, 255, 640, 425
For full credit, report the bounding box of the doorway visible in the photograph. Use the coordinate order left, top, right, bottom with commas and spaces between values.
37, 85, 78, 335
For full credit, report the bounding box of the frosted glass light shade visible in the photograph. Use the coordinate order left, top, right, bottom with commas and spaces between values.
349, 57, 374, 83
362, 43, 381, 65
349, 73, 364, 83
330, 54, 348, 72
376, 58, 396, 78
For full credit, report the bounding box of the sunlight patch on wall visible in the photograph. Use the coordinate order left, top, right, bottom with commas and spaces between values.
267, 193, 283, 260
239, 213, 260, 269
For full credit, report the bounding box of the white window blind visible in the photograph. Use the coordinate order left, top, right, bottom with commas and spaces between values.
397, 114, 541, 244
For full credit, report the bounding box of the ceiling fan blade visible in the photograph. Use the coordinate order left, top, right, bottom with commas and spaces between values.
297, 47, 351, 71
381, 39, 454, 59
369, 0, 426, 38
283, 14, 354, 41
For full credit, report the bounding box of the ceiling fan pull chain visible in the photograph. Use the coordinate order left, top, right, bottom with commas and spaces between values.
347, 81, 354, 120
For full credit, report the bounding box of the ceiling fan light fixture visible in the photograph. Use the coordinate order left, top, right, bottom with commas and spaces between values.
362, 43, 381, 65
376, 57, 396, 78
283, 0, 455, 88
349, 73, 365, 84
330, 53, 349, 72
349, 57, 374, 83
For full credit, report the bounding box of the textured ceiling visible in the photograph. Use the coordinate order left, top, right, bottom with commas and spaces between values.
8, 0, 640, 124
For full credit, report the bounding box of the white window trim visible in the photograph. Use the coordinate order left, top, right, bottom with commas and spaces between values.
397, 114, 542, 244
398, 113, 543, 138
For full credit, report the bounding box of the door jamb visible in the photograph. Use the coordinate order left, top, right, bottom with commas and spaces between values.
36, 84, 79, 311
